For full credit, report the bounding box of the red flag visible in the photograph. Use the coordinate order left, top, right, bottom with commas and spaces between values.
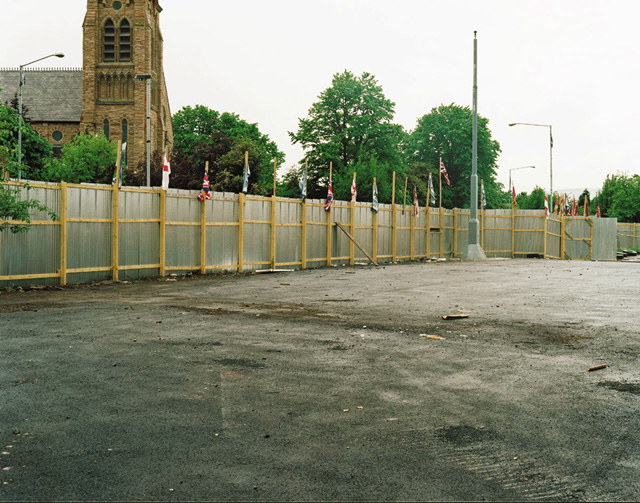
544, 194, 549, 218
440, 161, 450, 186
572, 196, 577, 216
584, 195, 589, 217
596, 204, 601, 217
350, 174, 357, 202
413, 185, 419, 216
512, 185, 517, 209
162, 156, 171, 191
325, 180, 333, 212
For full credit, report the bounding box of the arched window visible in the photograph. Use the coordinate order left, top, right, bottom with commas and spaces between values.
103, 119, 110, 140
103, 19, 115, 62
121, 119, 128, 165
119, 19, 131, 62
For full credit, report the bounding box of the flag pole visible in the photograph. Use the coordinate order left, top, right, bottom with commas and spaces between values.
463, 30, 486, 259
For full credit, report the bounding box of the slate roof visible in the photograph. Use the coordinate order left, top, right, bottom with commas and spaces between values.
0, 68, 83, 123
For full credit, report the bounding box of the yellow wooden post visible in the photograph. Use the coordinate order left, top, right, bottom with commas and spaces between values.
271, 158, 277, 270
543, 212, 548, 259
112, 182, 119, 281
238, 192, 245, 273
439, 206, 444, 258
200, 162, 208, 274
453, 208, 458, 257
426, 204, 431, 258
392, 172, 397, 262
301, 198, 307, 269
60, 181, 68, 286
561, 211, 566, 259
327, 163, 333, 267
511, 207, 516, 258
160, 188, 167, 276
481, 208, 485, 250
372, 176, 378, 263
349, 172, 356, 265
634, 223, 637, 249
410, 199, 416, 261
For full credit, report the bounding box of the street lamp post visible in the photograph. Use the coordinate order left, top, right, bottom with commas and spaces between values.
508, 165, 535, 195
18, 53, 64, 180
135, 74, 151, 186
509, 122, 553, 207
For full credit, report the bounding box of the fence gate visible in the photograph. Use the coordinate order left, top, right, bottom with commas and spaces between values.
564, 217, 593, 260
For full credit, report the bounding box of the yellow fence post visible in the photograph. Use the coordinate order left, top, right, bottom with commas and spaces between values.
200, 192, 206, 275
426, 204, 431, 258
301, 199, 307, 269
60, 181, 68, 286
160, 189, 167, 277
410, 204, 415, 261
439, 206, 444, 258
543, 213, 548, 259
238, 193, 245, 273
511, 208, 516, 259
326, 163, 333, 267
372, 206, 378, 263
270, 194, 277, 270
112, 182, 119, 281
453, 208, 458, 258
561, 212, 566, 260
392, 171, 397, 262
481, 208, 485, 250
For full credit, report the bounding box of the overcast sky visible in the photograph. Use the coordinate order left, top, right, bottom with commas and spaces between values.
4, 0, 639, 194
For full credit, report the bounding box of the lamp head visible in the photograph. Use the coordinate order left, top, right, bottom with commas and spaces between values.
508, 123, 516, 127
54, 53, 65, 58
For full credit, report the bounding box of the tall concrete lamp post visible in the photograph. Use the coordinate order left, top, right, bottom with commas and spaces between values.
18, 52, 65, 180
509, 123, 553, 208
135, 74, 151, 186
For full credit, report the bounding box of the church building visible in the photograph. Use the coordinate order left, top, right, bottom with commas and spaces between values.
0, 0, 173, 170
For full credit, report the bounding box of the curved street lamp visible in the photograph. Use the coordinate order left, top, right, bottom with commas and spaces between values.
509, 122, 553, 206
18, 52, 65, 180
509, 165, 536, 194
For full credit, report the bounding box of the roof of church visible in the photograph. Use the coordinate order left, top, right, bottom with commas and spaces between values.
0, 68, 83, 123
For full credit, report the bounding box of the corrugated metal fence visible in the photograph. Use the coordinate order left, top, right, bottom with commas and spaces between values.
0, 180, 618, 287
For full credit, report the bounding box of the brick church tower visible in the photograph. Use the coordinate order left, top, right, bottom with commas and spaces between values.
81, 0, 172, 170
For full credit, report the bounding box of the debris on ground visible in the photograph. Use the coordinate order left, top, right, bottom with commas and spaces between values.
588, 364, 607, 372
420, 334, 445, 340
442, 314, 470, 320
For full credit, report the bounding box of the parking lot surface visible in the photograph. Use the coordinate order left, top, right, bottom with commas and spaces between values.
1, 259, 639, 501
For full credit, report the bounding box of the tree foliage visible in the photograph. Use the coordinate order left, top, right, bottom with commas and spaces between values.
596, 173, 640, 222
45, 133, 116, 184
407, 104, 502, 208
515, 186, 546, 210
289, 71, 406, 202
0, 183, 58, 233
171, 105, 285, 194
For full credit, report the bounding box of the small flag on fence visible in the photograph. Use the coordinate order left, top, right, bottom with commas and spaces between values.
512, 185, 517, 210
372, 178, 379, 213
596, 204, 601, 217
572, 196, 578, 216
553, 198, 559, 215
351, 173, 357, 202
242, 153, 250, 194
413, 185, 419, 216
584, 195, 589, 217
299, 161, 307, 200
162, 154, 171, 191
197, 170, 211, 201
481, 179, 487, 209
112, 142, 127, 187
544, 194, 549, 218
428, 172, 436, 206
440, 161, 450, 186
325, 179, 333, 212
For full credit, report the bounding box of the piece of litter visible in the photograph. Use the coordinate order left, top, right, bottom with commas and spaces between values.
442, 314, 470, 320
343, 409, 349, 413
357, 406, 364, 409
588, 364, 607, 372
421, 334, 445, 340
280, 283, 290, 286
387, 417, 398, 421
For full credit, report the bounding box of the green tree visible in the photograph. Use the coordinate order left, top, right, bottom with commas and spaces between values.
0, 102, 52, 180
171, 105, 284, 194
516, 186, 546, 210
407, 104, 502, 208
598, 173, 640, 222
45, 133, 116, 184
289, 70, 407, 201
0, 183, 58, 233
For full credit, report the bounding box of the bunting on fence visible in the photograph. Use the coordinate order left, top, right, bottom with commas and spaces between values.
440, 161, 450, 186
242, 153, 250, 194
429, 172, 436, 206
372, 178, 379, 213
413, 185, 419, 216
161, 154, 171, 191
197, 170, 211, 201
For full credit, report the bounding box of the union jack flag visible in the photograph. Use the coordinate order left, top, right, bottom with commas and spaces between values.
351, 174, 357, 202
440, 161, 450, 186
198, 171, 211, 201
325, 179, 333, 212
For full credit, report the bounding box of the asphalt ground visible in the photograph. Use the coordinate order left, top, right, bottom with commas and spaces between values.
1, 258, 639, 501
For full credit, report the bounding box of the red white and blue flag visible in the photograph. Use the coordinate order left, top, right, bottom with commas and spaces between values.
198, 171, 211, 201
440, 161, 450, 186
325, 179, 333, 212
351, 173, 357, 202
